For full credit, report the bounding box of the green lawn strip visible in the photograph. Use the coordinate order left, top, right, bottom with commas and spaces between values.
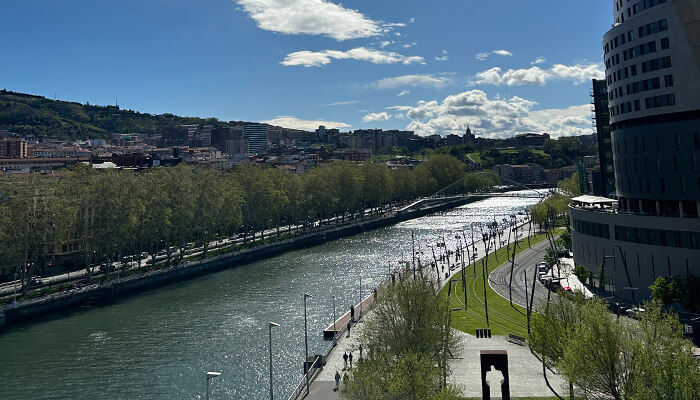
440, 229, 563, 337
463, 397, 564, 400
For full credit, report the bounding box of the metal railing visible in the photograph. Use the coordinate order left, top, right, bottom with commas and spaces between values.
286, 355, 322, 400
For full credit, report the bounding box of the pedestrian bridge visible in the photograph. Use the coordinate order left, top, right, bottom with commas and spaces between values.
397, 191, 546, 213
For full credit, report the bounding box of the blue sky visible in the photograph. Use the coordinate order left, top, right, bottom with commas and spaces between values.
0, 0, 612, 138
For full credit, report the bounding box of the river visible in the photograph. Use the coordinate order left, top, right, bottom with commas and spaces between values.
0, 192, 542, 399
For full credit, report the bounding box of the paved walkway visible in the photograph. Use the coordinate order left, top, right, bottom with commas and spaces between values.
302, 217, 568, 399
449, 331, 566, 398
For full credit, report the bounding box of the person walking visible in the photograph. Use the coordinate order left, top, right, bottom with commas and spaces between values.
343, 351, 348, 368
348, 352, 353, 368
347, 320, 351, 337
359, 344, 363, 359
334, 370, 341, 391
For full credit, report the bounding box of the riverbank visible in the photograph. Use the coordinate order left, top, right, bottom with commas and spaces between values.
0, 196, 477, 332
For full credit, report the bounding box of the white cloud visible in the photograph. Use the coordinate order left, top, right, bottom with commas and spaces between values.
435, 50, 448, 61
402, 42, 417, 48
397, 90, 410, 96
371, 74, 453, 89
475, 66, 548, 86
531, 57, 546, 65
362, 112, 391, 122
378, 41, 392, 48
408, 17, 415, 23
263, 116, 351, 130
474, 63, 605, 86
235, 0, 383, 41
281, 47, 424, 67
397, 90, 592, 138
550, 63, 605, 84
493, 49, 513, 56
475, 52, 489, 61
325, 100, 360, 106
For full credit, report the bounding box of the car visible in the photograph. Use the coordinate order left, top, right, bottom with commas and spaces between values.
608, 302, 630, 314
29, 276, 43, 286
562, 286, 572, 293
626, 307, 645, 319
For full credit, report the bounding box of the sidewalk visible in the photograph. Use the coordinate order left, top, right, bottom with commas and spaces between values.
303, 217, 553, 400
551, 257, 595, 299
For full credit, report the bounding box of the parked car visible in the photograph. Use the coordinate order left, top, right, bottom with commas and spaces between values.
608, 302, 630, 315
626, 307, 645, 319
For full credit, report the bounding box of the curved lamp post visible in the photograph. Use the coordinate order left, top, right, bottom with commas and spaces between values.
303, 293, 312, 395
269, 321, 280, 399
205, 371, 221, 400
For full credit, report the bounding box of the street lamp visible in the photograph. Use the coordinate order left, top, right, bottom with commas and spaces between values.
303, 292, 312, 395
332, 295, 337, 345
269, 322, 280, 400
359, 275, 363, 319
611, 244, 636, 303
205, 371, 221, 400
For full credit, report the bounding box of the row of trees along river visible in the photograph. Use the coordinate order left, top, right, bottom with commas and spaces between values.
0, 154, 499, 293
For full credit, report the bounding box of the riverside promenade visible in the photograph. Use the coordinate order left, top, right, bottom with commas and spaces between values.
300, 218, 568, 399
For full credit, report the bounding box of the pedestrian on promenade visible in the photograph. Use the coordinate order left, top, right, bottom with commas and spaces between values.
334, 370, 341, 391
343, 351, 348, 368
347, 320, 351, 337
348, 352, 353, 367
350, 305, 355, 322
359, 344, 363, 359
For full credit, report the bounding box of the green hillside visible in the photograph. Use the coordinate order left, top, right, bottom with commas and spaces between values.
0, 89, 244, 140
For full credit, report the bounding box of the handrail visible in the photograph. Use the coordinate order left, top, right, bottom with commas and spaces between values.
286, 355, 322, 400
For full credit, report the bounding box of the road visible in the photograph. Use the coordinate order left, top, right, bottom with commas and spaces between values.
488, 235, 558, 311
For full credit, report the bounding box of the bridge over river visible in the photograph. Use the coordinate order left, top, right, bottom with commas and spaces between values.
0, 190, 545, 400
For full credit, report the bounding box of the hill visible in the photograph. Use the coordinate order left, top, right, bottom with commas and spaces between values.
0, 89, 251, 140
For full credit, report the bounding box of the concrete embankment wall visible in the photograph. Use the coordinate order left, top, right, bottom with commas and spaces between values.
0, 197, 475, 331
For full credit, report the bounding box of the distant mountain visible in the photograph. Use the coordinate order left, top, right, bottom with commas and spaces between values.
0, 89, 251, 140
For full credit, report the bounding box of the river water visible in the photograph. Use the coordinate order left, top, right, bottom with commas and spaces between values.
0, 192, 542, 399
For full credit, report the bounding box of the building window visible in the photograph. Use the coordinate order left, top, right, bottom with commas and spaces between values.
664, 74, 674, 87
661, 37, 670, 49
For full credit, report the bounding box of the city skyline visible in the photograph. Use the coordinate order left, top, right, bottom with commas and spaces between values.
1, 1, 611, 138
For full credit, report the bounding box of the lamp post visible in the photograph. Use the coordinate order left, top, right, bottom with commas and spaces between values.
303, 292, 312, 395
610, 244, 636, 303
443, 307, 462, 388
269, 322, 280, 399
332, 295, 337, 345
205, 371, 221, 400
359, 275, 363, 319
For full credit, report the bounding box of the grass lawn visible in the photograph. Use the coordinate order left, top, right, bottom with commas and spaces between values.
440, 230, 563, 337
463, 397, 564, 400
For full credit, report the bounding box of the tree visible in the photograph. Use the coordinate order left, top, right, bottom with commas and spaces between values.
649, 276, 679, 308
530, 299, 700, 400
341, 276, 462, 400
625, 302, 700, 400
572, 265, 590, 284
557, 172, 580, 197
